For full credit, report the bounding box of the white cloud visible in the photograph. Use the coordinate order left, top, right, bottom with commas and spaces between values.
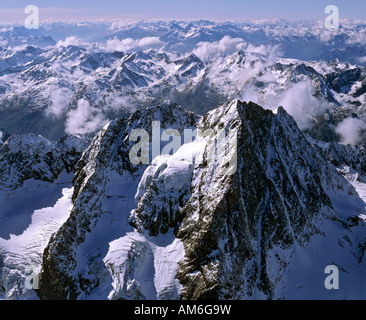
358, 56, 366, 64
109, 20, 140, 31
192, 36, 247, 60
346, 31, 366, 45
10, 44, 29, 52
65, 98, 108, 135
104, 95, 137, 113
276, 80, 325, 130
241, 78, 325, 131
56, 36, 85, 48
46, 88, 70, 118
335, 117, 366, 145
229, 59, 266, 84
241, 80, 325, 131
102, 36, 162, 52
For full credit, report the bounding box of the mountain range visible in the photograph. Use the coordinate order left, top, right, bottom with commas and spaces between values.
0, 20, 366, 300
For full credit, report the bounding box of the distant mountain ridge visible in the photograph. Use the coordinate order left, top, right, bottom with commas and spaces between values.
1, 19, 366, 300
0, 44, 365, 143
33, 100, 366, 300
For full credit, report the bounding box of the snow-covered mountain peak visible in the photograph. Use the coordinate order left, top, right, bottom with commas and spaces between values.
30, 100, 366, 300
2, 19, 366, 301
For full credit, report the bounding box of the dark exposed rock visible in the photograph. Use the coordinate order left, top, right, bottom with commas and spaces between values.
38, 100, 365, 300
38, 103, 199, 300
176, 101, 337, 299
0, 133, 91, 191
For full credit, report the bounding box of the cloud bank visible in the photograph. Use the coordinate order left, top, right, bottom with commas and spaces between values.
65, 99, 108, 135
276, 80, 324, 130
335, 117, 366, 145
56, 36, 86, 47
46, 88, 70, 118
102, 36, 162, 52
192, 36, 247, 60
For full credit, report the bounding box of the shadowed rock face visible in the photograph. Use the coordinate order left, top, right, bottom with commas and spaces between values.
0, 133, 91, 191
38, 103, 200, 300
38, 100, 363, 300
175, 101, 337, 299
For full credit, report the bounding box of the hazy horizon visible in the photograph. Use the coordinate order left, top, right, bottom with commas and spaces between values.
0, 0, 365, 24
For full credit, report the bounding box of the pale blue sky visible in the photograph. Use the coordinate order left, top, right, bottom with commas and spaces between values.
0, 0, 365, 22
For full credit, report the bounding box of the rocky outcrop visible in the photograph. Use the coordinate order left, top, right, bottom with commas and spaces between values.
175, 101, 348, 299
306, 135, 366, 177
38, 100, 366, 300
0, 133, 91, 191
38, 103, 199, 299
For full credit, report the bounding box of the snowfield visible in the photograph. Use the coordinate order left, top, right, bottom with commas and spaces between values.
1, 20, 366, 300
0, 185, 73, 300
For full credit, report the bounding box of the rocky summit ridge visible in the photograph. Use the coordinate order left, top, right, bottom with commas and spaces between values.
34, 100, 366, 300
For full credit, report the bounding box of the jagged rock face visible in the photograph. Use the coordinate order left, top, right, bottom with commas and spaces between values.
0, 134, 90, 191
175, 101, 340, 299
38, 104, 199, 300
0, 132, 91, 299
308, 137, 366, 177
1, 36, 366, 144
38, 100, 364, 300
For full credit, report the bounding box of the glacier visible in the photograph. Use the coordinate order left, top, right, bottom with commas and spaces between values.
1, 20, 366, 300
4, 100, 360, 300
